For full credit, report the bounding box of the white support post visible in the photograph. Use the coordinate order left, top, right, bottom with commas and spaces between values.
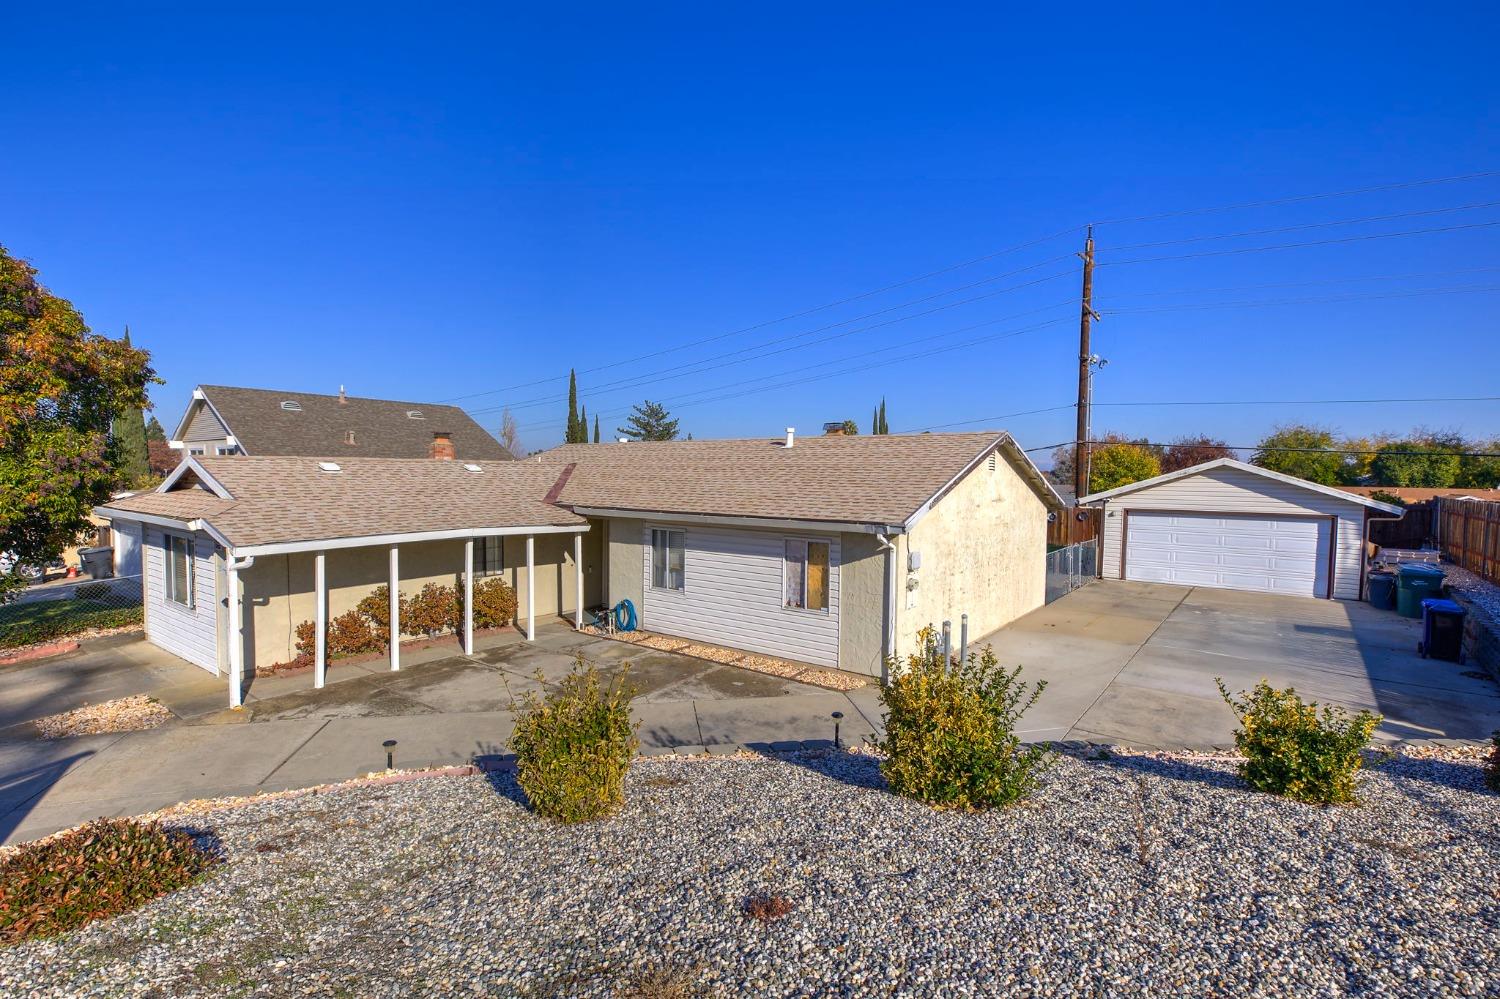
525, 534, 535, 641
313, 551, 327, 689
227, 565, 244, 708
573, 531, 584, 629
389, 545, 400, 671
463, 538, 475, 654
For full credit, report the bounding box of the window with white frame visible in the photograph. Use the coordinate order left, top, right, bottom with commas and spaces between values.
165, 534, 194, 607
474, 536, 505, 576
650, 529, 685, 590
784, 538, 830, 612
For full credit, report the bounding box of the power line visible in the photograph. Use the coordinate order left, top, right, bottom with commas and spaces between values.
1100, 284, 1500, 315
1085, 440, 1500, 459
1101, 264, 1500, 299
1092, 170, 1500, 226
440, 227, 1085, 404
469, 265, 1077, 417
1101, 220, 1500, 267
1101, 201, 1500, 253
1093, 395, 1500, 408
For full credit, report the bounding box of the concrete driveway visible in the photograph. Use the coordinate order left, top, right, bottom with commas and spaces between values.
982, 580, 1500, 748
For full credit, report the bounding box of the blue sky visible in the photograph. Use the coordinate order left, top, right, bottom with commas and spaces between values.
3, 3, 1497, 459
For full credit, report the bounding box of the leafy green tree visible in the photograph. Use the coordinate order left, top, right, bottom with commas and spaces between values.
0, 245, 156, 600
839, 419, 859, 435
1457, 438, 1500, 489
617, 400, 680, 441
1251, 425, 1343, 485
144, 414, 166, 442
593, 415, 600, 444
1369, 435, 1462, 488
1088, 442, 1161, 493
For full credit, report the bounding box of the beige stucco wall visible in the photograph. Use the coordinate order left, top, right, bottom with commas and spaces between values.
604, 517, 645, 612
838, 531, 888, 677
240, 534, 583, 669
896, 450, 1047, 658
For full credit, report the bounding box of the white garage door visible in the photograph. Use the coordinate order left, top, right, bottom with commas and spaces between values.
1125, 511, 1331, 597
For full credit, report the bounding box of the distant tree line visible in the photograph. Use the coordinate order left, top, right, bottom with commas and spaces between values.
1050, 424, 1500, 495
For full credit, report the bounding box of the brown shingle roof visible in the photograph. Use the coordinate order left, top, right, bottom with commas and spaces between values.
198, 385, 513, 460
101, 457, 583, 548
537, 432, 1061, 525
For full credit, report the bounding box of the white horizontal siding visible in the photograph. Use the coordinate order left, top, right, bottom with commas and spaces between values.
640, 523, 841, 668
1099, 466, 1365, 600
1125, 511, 1330, 597
143, 525, 220, 672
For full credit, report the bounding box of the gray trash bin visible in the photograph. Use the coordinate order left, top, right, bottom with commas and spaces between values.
78, 546, 114, 580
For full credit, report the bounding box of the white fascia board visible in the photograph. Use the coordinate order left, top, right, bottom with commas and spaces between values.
159, 456, 234, 499
90, 507, 234, 550
168, 440, 185, 450
570, 506, 903, 535
1077, 457, 1405, 515
230, 522, 590, 558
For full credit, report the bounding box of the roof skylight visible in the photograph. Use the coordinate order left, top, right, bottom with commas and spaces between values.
317, 461, 342, 472
462, 463, 483, 472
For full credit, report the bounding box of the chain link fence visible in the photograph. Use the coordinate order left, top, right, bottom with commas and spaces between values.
1, 572, 145, 649
1045, 541, 1096, 604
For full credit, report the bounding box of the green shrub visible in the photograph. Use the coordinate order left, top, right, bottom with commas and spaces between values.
468, 576, 517, 629
510, 658, 638, 822
0, 603, 143, 649
877, 627, 1051, 808
0, 818, 219, 944
1216, 679, 1381, 804
1485, 732, 1500, 794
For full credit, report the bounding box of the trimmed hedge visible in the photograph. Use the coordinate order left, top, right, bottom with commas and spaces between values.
0, 818, 219, 944
0, 601, 143, 650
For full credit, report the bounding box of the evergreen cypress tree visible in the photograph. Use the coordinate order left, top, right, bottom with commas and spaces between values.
872, 405, 878, 434
109, 327, 150, 484
877, 398, 888, 435
593, 415, 600, 443
566, 369, 580, 443
578, 404, 587, 445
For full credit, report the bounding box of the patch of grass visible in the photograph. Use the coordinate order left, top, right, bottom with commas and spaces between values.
0, 818, 219, 945
0, 600, 142, 649
616, 963, 704, 998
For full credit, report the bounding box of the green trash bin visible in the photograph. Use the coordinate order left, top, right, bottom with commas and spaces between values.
1395, 564, 1445, 618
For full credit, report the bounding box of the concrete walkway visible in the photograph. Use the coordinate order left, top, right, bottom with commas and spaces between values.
0, 624, 882, 845
980, 580, 1500, 748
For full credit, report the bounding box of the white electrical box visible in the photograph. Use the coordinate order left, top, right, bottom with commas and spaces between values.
908, 550, 922, 571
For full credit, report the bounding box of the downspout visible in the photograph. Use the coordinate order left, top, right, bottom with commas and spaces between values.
876, 533, 898, 684
1360, 509, 1404, 601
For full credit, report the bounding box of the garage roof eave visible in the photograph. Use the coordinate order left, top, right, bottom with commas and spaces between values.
1077, 458, 1406, 515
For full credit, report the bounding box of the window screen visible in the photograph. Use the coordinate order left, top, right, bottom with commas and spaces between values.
474, 536, 505, 576
651, 529, 685, 590
785, 539, 829, 611
166, 535, 194, 607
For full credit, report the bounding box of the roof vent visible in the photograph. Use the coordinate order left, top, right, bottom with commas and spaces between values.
317, 461, 341, 473
462, 463, 482, 473
406, 410, 424, 420
281, 400, 302, 411
784, 427, 795, 448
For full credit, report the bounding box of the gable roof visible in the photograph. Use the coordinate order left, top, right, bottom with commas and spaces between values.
1077, 458, 1406, 514
535, 431, 1063, 528
100, 456, 584, 553
177, 385, 513, 460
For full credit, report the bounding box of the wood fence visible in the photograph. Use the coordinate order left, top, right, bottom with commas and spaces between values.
1049, 506, 1100, 547
1439, 498, 1500, 585
1369, 499, 1437, 549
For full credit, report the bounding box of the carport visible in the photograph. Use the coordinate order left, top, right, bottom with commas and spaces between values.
1079, 458, 1405, 600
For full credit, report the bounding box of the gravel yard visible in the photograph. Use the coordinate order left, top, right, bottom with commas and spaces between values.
2, 749, 1496, 998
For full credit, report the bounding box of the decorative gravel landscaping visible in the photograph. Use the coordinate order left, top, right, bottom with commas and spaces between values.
31, 695, 174, 739
1, 747, 1495, 998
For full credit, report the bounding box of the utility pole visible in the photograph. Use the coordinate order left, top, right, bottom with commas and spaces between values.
1074, 226, 1097, 500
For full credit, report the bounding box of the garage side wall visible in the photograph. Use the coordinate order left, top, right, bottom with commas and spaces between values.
900, 450, 1048, 654
1097, 466, 1365, 600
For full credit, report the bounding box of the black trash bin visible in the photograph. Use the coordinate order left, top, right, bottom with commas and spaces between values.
78, 546, 114, 580
1417, 598, 1466, 663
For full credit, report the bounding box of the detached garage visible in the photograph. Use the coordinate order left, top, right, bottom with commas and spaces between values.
1079, 459, 1405, 600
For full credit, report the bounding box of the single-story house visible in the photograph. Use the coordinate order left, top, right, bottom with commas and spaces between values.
1078, 458, 1405, 600
98, 430, 1062, 705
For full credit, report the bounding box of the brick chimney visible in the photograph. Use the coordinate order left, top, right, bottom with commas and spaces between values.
430, 432, 455, 460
